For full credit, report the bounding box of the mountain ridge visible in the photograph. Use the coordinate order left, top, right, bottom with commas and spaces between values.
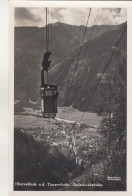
14, 22, 127, 113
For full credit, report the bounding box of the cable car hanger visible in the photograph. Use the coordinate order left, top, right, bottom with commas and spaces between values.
40, 7, 59, 118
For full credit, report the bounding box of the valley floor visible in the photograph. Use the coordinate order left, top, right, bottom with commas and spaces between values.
14, 108, 125, 191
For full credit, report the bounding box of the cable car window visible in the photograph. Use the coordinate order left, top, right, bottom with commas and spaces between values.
54, 90, 57, 95
41, 90, 44, 97
45, 90, 53, 96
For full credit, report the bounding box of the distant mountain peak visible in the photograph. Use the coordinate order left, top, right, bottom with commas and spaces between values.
14, 22, 127, 112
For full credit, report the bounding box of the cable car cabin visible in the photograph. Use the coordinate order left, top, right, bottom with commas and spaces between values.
41, 84, 58, 118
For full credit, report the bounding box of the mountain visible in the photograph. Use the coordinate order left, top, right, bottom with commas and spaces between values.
50, 22, 127, 111
14, 22, 127, 112
15, 22, 119, 65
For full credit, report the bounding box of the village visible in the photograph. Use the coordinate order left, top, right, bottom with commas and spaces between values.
19, 119, 105, 169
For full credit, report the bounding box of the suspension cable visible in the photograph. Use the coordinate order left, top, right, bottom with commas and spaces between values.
83, 9, 99, 60
62, 8, 92, 119
50, 9, 53, 52
45, 7, 48, 50
78, 24, 127, 124
72, 9, 99, 104
47, 7, 50, 51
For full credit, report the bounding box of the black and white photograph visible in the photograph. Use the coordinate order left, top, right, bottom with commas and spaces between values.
11, 1, 129, 192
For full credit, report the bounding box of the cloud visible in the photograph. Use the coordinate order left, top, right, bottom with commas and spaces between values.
57, 8, 127, 26
15, 7, 127, 27
15, 8, 44, 26
96, 8, 127, 25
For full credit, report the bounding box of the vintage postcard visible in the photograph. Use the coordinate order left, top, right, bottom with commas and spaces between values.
9, 0, 132, 196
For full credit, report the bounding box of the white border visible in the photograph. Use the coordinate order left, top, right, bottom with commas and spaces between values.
9, 1, 132, 196
0, 0, 8, 196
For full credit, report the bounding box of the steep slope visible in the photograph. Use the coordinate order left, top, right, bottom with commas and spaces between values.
15, 22, 119, 65
14, 129, 76, 190
14, 22, 127, 112
49, 22, 127, 111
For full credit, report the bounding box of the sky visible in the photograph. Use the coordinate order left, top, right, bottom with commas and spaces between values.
15, 7, 127, 27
